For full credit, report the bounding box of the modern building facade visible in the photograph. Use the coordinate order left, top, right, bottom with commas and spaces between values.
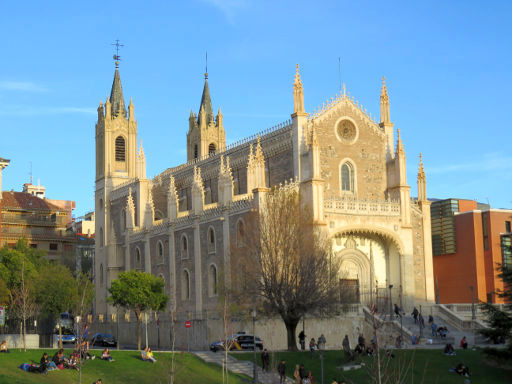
431, 198, 512, 304
94, 61, 435, 320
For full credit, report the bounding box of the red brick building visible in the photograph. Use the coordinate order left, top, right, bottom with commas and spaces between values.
431, 198, 512, 304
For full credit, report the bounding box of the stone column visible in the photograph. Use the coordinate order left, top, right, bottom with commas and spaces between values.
168, 225, 176, 310
144, 233, 151, 273
193, 219, 202, 317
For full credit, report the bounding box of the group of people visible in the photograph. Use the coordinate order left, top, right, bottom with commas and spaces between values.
298, 331, 327, 357
293, 363, 316, 384
0, 340, 9, 353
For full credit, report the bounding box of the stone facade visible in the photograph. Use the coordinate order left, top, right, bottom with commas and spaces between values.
94, 63, 435, 347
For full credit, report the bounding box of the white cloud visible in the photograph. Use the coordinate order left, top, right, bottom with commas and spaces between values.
428, 152, 512, 175
0, 81, 48, 93
199, 0, 250, 22
0, 105, 96, 116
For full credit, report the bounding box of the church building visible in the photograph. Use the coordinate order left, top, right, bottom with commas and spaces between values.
94, 60, 435, 327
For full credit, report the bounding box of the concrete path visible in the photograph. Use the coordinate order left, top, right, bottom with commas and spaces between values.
194, 351, 293, 384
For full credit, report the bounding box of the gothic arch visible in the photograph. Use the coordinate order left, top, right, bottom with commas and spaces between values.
333, 225, 405, 255
208, 263, 218, 297
182, 269, 191, 300
115, 135, 126, 162
207, 226, 216, 254
180, 234, 189, 259
338, 158, 357, 195
157, 240, 165, 264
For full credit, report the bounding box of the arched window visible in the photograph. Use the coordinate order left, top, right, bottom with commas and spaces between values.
157, 241, 164, 264
194, 144, 198, 159
135, 247, 141, 269
154, 209, 164, 221
99, 227, 104, 247
341, 162, 355, 192
115, 136, 126, 162
208, 143, 216, 155
99, 263, 104, 286
209, 264, 218, 297
182, 269, 190, 300
207, 227, 216, 253
181, 234, 189, 259
236, 220, 245, 247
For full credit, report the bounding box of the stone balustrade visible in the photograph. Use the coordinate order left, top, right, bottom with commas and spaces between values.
324, 197, 400, 217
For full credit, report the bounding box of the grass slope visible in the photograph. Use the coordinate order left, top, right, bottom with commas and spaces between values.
233, 348, 510, 384
0, 349, 249, 384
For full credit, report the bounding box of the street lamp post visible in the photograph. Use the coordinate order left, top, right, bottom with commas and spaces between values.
419, 305, 424, 340
388, 284, 394, 318
470, 286, 476, 320
320, 349, 324, 384
252, 309, 258, 384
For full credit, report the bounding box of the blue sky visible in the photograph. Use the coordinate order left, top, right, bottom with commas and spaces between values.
1, 0, 511, 217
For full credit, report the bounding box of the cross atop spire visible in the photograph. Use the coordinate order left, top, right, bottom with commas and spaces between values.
112, 39, 124, 69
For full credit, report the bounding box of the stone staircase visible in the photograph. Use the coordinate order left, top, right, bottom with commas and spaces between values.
194, 350, 293, 384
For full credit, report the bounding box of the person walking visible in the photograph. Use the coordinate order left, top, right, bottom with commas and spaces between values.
278, 360, 287, 384
298, 330, 306, 351
293, 364, 301, 384
342, 335, 353, 362
318, 334, 326, 350
411, 307, 419, 324
431, 322, 438, 337
261, 348, 270, 372
309, 338, 316, 358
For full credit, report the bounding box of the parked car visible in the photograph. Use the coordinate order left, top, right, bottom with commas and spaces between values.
58, 328, 76, 344
210, 332, 263, 352
91, 333, 117, 347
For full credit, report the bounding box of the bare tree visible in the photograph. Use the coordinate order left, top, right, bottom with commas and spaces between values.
9, 261, 37, 352
232, 186, 340, 351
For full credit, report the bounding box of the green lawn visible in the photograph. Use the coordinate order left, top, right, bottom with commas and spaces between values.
233, 348, 511, 384
0, 349, 249, 384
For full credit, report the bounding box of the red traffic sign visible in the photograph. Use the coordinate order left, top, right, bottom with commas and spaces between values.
185, 321, 191, 328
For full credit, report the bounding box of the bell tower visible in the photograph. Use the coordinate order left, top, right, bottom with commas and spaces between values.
95, 55, 138, 315
187, 71, 226, 161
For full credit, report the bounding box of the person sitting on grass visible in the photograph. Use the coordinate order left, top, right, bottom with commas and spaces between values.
0, 340, 9, 353
39, 352, 53, 373
454, 362, 470, 377
92, 380, 103, 384
146, 347, 156, 363
101, 348, 114, 362
444, 343, 456, 356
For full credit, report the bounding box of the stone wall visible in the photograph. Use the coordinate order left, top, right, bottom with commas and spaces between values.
2, 334, 39, 349
90, 309, 367, 351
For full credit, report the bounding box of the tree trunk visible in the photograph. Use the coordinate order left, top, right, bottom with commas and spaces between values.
22, 313, 26, 352
136, 312, 141, 350
58, 317, 63, 349
284, 317, 300, 351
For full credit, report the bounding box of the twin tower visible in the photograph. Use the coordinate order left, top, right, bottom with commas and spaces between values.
95, 62, 225, 185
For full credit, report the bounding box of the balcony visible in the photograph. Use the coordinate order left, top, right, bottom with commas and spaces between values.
324, 197, 400, 217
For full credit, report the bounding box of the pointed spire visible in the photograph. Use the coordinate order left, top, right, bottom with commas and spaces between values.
395, 128, 405, 157
110, 63, 127, 119
380, 76, 390, 124
126, 187, 135, 213
254, 136, 264, 162
198, 72, 213, 126
417, 153, 427, 201
293, 64, 305, 114
137, 140, 146, 179
128, 97, 135, 121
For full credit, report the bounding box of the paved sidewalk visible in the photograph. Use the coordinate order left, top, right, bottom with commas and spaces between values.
194, 351, 293, 384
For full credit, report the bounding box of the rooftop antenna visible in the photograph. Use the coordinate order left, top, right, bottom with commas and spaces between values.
112, 39, 124, 68
338, 57, 342, 92
29, 161, 33, 184
205, 51, 208, 79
